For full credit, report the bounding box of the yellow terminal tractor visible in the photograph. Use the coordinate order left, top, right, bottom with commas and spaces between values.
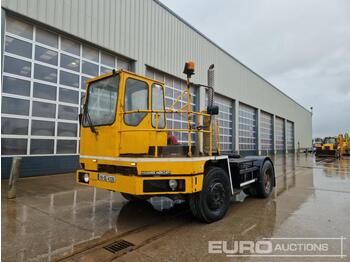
77, 62, 275, 223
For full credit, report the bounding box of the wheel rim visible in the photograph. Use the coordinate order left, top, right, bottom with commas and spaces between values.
263, 168, 272, 193
207, 181, 226, 211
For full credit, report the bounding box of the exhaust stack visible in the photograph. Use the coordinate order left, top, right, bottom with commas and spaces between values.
203, 64, 219, 155
207, 64, 215, 109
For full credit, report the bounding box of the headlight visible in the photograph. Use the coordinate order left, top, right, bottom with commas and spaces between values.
83, 173, 89, 183
169, 179, 178, 191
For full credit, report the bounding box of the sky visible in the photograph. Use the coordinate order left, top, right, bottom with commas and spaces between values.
160, 0, 350, 138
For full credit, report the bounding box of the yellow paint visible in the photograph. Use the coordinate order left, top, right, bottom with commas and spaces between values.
78, 69, 219, 196
345, 133, 350, 149
77, 169, 204, 195
80, 157, 208, 175
337, 133, 350, 156
80, 71, 168, 157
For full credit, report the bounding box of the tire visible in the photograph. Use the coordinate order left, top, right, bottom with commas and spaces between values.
256, 160, 274, 198
189, 167, 231, 223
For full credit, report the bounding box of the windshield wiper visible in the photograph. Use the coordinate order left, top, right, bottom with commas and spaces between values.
83, 104, 98, 135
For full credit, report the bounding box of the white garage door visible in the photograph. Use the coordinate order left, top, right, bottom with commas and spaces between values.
212, 95, 233, 152
275, 117, 285, 151
239, 103, 257, 151
286, 121, 294, 151
260, 111, 273, 151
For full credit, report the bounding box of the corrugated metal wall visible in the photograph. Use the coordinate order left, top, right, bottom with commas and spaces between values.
1, 0, 312, 148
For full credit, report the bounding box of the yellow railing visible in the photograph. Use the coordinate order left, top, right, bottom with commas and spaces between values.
121, 79, 220, 157
122, 109, 216, 157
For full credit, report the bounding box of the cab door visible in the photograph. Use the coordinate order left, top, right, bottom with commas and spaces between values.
119, 76, 167, 155
149, 83, 167, 149
120, 76, 151, 154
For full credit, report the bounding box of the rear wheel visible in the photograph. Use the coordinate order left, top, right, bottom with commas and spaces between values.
256, 160, 274, 198
189, 167, 231, 223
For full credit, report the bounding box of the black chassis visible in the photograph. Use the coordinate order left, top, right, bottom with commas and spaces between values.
228, 155, 275, 190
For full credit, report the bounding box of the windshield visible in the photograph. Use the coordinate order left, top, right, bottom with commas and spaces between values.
83, 74, 119, 127
324, 137, 336, 144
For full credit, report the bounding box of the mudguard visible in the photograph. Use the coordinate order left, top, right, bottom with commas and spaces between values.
244, 156, 276, 187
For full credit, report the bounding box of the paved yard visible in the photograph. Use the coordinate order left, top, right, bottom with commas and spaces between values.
2, 154, 350, 261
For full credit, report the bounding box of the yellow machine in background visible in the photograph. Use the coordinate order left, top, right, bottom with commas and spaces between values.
315, 136, 341, 158
338, 134, 345, 158
342, 132, 350, 156
313, 137, 323, 153
76, 62, 275, 223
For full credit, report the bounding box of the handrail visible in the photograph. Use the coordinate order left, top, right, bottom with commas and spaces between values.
118, 128, 211, 133
121, 90, 218, 157
123, 109, 210, 117
216, 120, 221, 156
169, 89, 188, 109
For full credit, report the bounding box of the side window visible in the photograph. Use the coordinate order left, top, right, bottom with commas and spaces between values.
124, 78, 148, 126
152, 84, 166, 128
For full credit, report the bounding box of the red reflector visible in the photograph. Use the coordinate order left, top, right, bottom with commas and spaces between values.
177, 180, 185, 190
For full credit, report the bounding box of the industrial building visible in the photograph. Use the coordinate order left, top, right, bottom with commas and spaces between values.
1, 0, 312, 178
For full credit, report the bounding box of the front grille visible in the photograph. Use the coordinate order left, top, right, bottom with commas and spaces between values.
103, 239, 134, 253
98, 164, 137, 175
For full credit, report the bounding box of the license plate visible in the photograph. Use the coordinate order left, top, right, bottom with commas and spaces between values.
98, 174, 116, 183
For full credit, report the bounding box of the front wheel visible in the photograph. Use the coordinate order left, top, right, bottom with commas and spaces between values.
189, 167, 231, 223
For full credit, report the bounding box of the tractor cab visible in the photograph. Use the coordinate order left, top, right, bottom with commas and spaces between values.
80, 70, 167, 158
80, 63, 218, 160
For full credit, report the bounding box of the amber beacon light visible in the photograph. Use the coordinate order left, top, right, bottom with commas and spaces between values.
183, 61, 195, 78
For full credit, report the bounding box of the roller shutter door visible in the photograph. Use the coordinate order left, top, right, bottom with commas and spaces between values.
275, 117, 285, 151
260, 111, 273, 151
239, 103, 257, 151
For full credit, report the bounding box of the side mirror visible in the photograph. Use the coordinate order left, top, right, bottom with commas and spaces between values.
79, 94, 86, 125
207, 105, 219, 115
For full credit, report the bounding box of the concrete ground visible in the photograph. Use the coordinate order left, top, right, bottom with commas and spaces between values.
1, 154, 350, 261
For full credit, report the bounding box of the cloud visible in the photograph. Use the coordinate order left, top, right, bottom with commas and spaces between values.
160, 0, 350, 137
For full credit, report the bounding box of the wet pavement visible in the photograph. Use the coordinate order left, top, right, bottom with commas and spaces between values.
2, 154, 350, 261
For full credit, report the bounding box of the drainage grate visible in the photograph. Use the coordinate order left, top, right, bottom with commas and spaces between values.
103, 239, 134, 253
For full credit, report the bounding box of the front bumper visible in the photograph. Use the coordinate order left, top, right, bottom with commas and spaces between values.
76, 170, 203, 195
